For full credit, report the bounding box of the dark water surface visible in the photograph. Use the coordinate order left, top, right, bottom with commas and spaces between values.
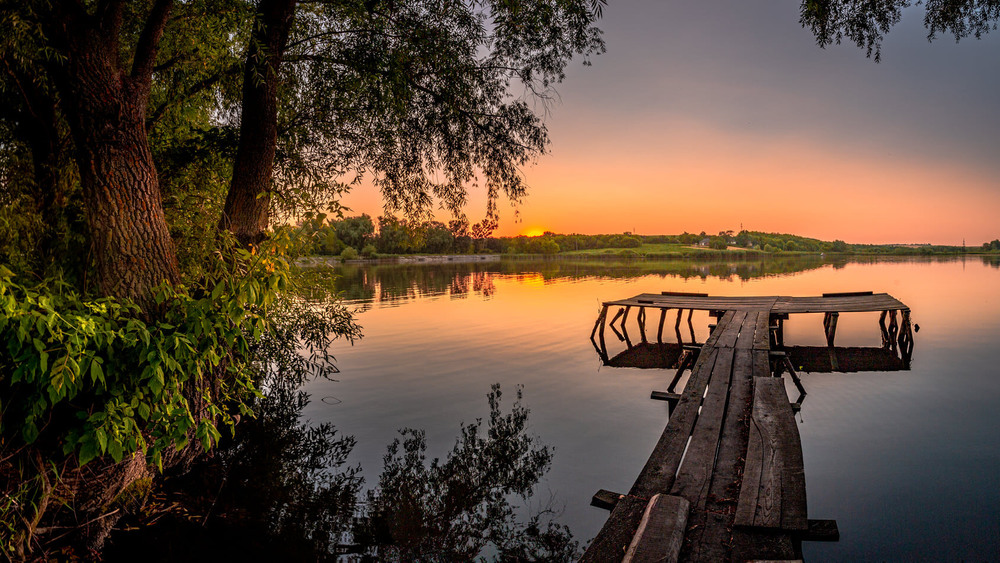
303, 256, 1000, 561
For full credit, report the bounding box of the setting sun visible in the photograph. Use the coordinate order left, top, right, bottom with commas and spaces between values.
523, 227, 546, 237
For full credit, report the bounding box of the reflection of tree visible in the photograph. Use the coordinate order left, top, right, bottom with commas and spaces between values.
104, 384, 574, 562
319, 256, 981, 307
356, 385, 576, 561
329, 255, 983, 309
329, 263, 501, 305
449, 271, 497, 299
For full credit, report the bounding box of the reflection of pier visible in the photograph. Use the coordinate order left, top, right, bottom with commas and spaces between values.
583, 291, 913, 562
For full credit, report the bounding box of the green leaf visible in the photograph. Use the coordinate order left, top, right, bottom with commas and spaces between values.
108, 440, 124, 464
90, 359, 105, 384
79, 441, 99, 466
22, 422, 39, 444
32, 337, 45, 353
95, 429, 108, 453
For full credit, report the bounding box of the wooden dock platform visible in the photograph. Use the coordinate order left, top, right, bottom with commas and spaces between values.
583, 292, 913, 562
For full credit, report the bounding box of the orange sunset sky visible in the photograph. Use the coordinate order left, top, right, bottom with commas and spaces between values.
338, 1, 1000, 245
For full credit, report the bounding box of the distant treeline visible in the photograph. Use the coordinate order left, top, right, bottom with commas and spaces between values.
280, 214, 645, 257
281, 215, 996, 257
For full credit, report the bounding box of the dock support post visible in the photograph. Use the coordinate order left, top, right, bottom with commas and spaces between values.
638, 307, 648, 343
609, 308, 626, 344
899, 309, 914, 366
887, 309, 898, 350
657, 308, 668, 343
771, 351, 807, 397
674, 309, 684, 344
879, 310, 890, 348
667, 347, 697, 392
897, 309, 910, 347
593, 306, 610, 363
608, 307, 625, 336
621, 306, 633, 348
823, 312, 839, 347
590, 305, 607, 341
687, 309, 696, 343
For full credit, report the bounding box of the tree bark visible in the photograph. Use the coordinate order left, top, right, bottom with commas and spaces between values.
219, 0, 298, 247
43, 1, 180, 306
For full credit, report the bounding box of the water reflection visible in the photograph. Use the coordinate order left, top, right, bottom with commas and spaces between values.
322, 255, 1000, 308
105, 380, 574, 562
307, 255, 999, 562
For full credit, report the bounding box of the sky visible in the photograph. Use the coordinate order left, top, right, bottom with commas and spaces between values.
339, 0, 1000, 245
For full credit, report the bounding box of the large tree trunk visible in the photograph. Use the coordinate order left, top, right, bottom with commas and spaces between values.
45, 1, 180, 306
219, 0, 297, 247
70, 90, 180, 304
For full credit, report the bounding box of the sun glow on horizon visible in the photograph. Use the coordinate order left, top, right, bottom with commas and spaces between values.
522, 227, 546, 237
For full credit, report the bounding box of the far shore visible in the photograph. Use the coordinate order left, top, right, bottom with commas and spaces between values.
295, 249, 997, 268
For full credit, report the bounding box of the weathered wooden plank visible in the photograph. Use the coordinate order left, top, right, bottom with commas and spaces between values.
702, 310, 736, 349
772, 293, 907, 314
680, 347, 757, 562
581, 495, 650, 562
671, 347, 735, 503
661, 291, 709, 297
731, 528, 798, 562
715, 311, 747, 348
630, 346, 721, 498
753, 349, 771, 379
735, 312, 755, 350
583, 344, 725, 562
753, 311, 771, 350
736, 377, 808, 531
623, 494, 690, 563
592, 489, 624, 510
736, 388, 764, 528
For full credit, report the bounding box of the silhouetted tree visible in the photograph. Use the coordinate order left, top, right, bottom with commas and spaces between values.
800, 0, 999, 61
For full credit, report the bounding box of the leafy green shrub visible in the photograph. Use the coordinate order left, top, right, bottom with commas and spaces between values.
0, 250, 292, 469
340, 247, 359, 260
360, 244, 378, 258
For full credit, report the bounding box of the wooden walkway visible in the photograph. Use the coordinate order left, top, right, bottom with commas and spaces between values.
583, 292, 913, 562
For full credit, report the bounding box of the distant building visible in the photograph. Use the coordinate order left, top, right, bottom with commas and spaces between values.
699, 238, 710, 247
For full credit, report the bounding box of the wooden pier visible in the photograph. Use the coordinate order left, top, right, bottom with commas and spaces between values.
583, 291, 913, 562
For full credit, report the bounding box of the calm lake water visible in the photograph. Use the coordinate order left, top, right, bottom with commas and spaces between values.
302, 255, 1000, 561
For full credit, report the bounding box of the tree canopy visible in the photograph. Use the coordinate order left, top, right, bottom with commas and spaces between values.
800, 0, 999, 61
0, 0, 605, 302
